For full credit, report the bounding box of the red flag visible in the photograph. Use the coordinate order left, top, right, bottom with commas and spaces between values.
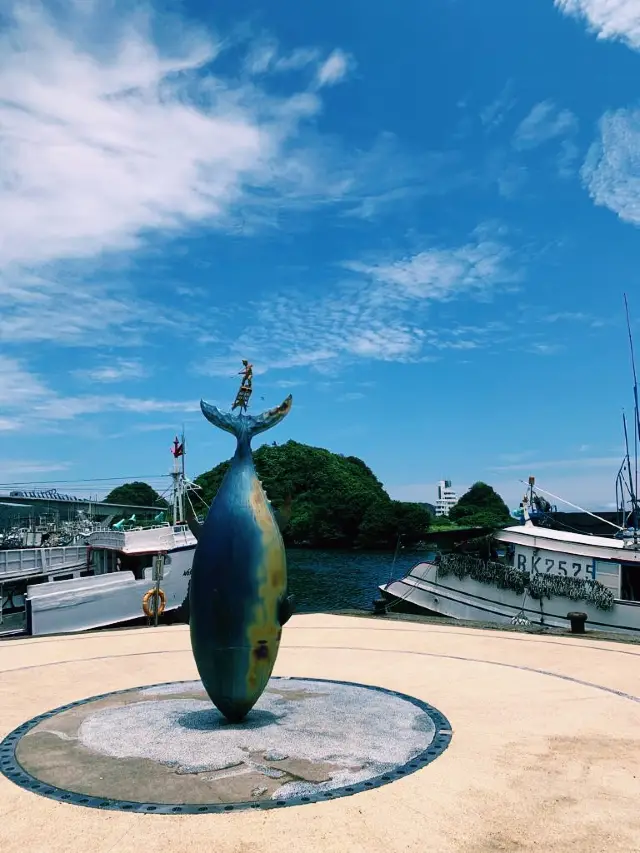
171, 437, 184, 458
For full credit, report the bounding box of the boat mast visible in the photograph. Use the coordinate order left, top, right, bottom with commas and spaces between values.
623, 293, 640, 541
622, 412, 637, 540
171, 434, 186, 526
180, 429, 186, 524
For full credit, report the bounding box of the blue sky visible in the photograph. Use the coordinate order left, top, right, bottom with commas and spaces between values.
1, 0, 640, 511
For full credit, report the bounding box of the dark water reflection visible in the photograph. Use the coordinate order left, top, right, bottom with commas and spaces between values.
286, 548, 419, 613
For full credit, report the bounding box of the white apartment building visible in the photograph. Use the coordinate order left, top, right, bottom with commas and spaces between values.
435, 480, 458, 516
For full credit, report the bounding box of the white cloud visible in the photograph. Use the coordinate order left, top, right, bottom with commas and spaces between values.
197, 229, 518, 375
513, 101, 578, 151
0, 355, 198, 432
389, 467, 620, 512
581, 108, 640, 226
528, 342, 564, 355
491, 471, 620, 511
244, 39, 339, 78
491, 456, 622, 472
480, 82, 517, 131
387, 483, 448, 504
555, 0, 640, 51
345, 238, 514, 302
74, 359, 149, 383
0, 1, 353, 347
346, 326, 425, 360
338, 142, 470, 221
0, 418, 22, 432
132, 421, 192, 433
0, 267, 203, 345
544, 311, 589, 322
337, 391, 366, 402
33, 395, 200, 421
315, 49, 351, 88
1, 3, 266, 269
0, 460, 71, 479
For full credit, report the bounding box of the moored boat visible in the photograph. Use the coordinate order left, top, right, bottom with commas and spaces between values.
380, 296, 640, 637
4, 436, 199, 637
379, 508, 640, 635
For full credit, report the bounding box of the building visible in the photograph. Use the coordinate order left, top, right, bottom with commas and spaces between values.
0, 491, 162, 526
435, 480, 458, 517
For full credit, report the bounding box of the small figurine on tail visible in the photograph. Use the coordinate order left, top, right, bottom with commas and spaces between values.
232, 360, 253, 412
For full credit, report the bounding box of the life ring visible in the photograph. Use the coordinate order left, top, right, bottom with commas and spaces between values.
142, 588, 166, 618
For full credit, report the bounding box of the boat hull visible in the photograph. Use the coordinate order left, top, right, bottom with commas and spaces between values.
23, 545, 194, 636
380, 562, 640, 636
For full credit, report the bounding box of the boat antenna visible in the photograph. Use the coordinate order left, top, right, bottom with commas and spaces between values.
518, 479, 624, 530
622, 412, 638, 540
623, 293, 640, 539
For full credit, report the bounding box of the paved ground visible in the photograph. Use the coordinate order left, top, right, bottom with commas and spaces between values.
1, 613, 639, 853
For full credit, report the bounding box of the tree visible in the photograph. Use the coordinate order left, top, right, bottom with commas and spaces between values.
194, 440, 431, 549
393, 501, 432, 540
430, 514, 455, 530
103, 481, 168, 508
449, 482, 511, 529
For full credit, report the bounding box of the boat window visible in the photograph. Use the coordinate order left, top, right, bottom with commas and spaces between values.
620, 564, 640, 602
119, 553, 154, 580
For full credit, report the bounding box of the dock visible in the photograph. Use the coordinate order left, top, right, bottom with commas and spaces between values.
1, 613, 639, 852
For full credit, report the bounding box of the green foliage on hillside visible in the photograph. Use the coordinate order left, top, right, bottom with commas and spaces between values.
194, 440, 432, 549
448, 482, 512, 530
103, 481, 168, 508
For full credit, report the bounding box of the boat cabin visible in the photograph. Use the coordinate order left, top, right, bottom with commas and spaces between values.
494, 523, 640, 604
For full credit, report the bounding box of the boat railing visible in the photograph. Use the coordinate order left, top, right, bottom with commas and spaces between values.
87, 530, 126, 550
88, 526, 184, 552
0, 544, 87, 578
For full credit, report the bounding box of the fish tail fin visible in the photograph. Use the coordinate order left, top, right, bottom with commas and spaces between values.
200, 395, 293, 442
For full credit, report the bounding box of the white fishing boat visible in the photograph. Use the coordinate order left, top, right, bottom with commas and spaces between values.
379, 496, 640, 635
0, 512, 106, 635
5, 437, 199, 637
380, 297, 640, 637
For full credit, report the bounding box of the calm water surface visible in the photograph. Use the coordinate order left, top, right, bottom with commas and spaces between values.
286, 549, 420, 613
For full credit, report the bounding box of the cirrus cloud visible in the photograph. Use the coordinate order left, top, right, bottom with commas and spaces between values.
197, 228, 519, 376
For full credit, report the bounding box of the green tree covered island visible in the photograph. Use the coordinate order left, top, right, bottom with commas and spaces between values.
194, 441, 512, 549
104, 448, 513, 548
194, 440, 428, 549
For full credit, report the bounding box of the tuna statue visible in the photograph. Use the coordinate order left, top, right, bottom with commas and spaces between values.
187, 362, 294, 722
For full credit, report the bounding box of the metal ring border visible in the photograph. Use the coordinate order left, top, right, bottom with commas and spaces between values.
0, 677, 453, 814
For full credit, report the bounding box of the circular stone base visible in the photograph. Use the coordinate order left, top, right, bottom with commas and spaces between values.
0, 678, 452, 813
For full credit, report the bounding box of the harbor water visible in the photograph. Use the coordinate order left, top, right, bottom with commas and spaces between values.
286, 548, 421, 613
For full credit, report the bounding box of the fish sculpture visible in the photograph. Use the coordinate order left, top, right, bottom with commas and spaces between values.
188, 393, 295, 722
